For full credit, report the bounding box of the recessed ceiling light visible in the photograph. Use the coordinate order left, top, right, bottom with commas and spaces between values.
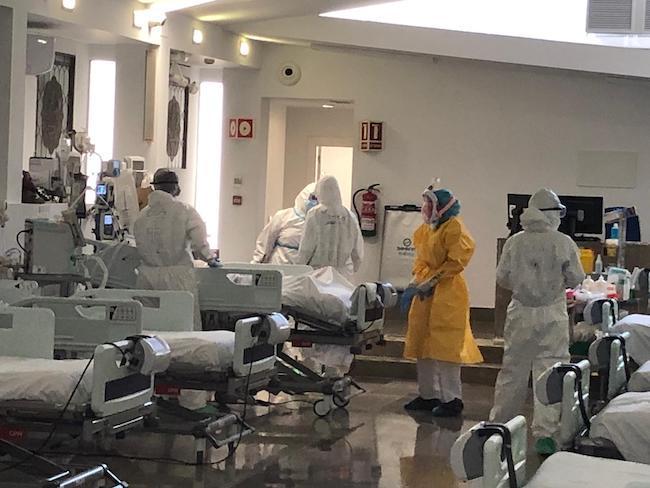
62, 0, 76, 10
322, 104, 335, 109
239, 38, 250, 57
192, 29, 204, 44
37, 38, 48, 45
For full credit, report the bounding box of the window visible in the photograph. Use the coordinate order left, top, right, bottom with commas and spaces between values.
87, 59, 116, 203
195, 82, 223, 250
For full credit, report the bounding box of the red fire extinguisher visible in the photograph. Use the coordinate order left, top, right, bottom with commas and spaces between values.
353, 184, 380, 237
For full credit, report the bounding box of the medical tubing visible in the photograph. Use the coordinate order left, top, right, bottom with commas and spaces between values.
15, 230, 28, 254
83, 254, 109, 289
0, 354, 94, 474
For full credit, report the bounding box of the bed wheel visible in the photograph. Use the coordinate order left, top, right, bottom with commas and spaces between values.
313, 400, 331, 417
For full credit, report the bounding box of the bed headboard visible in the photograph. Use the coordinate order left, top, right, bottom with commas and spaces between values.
451, 416, 527, 488
589, 332, 630, 401
91, 338, 155, 417
15, 297, 143, 355
196, 267, 282, 314
0, 305, 55, 359
76, 289, 194, 332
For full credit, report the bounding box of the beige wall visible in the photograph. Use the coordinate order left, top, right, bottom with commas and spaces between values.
222, 43, 650, 307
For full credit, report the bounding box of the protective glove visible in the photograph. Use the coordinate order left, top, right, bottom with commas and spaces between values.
207, 258, 222, 268
416, 277, 439, 300
401, 285, 418, 314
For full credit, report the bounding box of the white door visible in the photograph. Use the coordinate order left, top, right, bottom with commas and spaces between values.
316, 145, 354, 208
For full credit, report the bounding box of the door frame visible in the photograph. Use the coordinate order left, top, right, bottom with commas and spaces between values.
309, 136, 354, 180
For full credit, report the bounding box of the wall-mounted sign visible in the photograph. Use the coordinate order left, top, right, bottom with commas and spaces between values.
232, 195, 243, 206
360, 121, 384, 151
228, 118, 254, 139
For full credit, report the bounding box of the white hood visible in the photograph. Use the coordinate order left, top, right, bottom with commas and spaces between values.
315, 176, 343, 208
522, 188, 563, 232
294, 182, 316, 217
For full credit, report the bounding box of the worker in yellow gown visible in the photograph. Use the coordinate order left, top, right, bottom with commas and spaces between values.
402, 187, 483, 417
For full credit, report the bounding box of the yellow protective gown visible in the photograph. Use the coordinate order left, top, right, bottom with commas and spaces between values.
404, 217, 483, 364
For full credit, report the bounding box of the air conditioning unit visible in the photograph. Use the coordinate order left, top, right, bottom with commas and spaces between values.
587, 0, 650, 34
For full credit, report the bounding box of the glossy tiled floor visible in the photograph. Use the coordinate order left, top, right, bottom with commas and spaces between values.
1, 379, 540, 487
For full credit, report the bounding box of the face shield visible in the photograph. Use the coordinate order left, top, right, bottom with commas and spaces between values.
421, 193, 437, 224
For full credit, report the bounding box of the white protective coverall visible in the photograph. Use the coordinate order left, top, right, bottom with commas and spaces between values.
489, 188, 584, 439
297, 176, 363, 278
133, 190, 211, 329
294, 176, 364, 376
252, 183, 316, 264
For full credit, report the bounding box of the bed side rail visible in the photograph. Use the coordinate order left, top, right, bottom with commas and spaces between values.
15, 297, 143, 355
77, 289, 194, 332
197, 267, 282, 314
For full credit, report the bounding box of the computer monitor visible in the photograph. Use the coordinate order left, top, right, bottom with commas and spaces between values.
507, 193, 603, 237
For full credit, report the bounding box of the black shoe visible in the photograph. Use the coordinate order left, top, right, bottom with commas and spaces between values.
404, 397, 441, 411
432, 398, 464, 417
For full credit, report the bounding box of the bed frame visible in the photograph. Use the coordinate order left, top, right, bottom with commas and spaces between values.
0, 279, 39, 305
588, 333, 631, 403
0, 305, 155, 446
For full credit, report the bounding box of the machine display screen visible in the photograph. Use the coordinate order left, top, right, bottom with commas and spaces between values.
96, 184, 107, 196
104, 215, 113, 225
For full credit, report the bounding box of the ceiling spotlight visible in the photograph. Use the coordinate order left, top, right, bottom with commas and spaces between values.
62, 0, 76, 10
322, 104, 335, 109
192, 29, 203, 44
239, 38, 250, 57
37, 38, 48, 45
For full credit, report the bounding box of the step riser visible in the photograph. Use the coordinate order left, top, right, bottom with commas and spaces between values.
353, 359, 499, 386
367, 343, 504, 364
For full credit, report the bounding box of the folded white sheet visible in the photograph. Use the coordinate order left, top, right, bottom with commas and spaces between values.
0, 356, 92, 405
527, 451, 650, 487
145, 330, 235, 372
590, 391, 650, 464
612, 314, 650, 365
629, 361, 650, 392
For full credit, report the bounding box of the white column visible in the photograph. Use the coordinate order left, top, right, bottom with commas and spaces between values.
0, 4, 26, 204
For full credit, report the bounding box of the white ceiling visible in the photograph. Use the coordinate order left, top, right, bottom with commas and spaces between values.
144, 0, 382, 24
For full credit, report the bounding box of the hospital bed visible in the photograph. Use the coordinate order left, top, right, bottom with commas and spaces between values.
0, 303, 168, 449
197, 264, 397, 417
451, 416, 650, 488
537, 355, 650, 464
76, 288, 289, 402
24, 289, 285, 461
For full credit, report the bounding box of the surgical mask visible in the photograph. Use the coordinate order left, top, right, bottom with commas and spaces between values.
305, 195, 318, 212
421, 196, 434, 224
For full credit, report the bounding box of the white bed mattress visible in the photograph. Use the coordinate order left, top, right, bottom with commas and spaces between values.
526, 451, 650, 487
0, 357, 92, 405
145, 330, 235, 372
611, 314, 650, 365
590, 391, 650, 464
629, 361, 650, 392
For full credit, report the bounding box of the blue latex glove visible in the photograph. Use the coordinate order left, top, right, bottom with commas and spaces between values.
416, 279, 437, 300
207, 258, 222, 268
401, 286, 417, 314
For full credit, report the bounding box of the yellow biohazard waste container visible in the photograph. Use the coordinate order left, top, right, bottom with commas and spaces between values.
580, 248, 595, 274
